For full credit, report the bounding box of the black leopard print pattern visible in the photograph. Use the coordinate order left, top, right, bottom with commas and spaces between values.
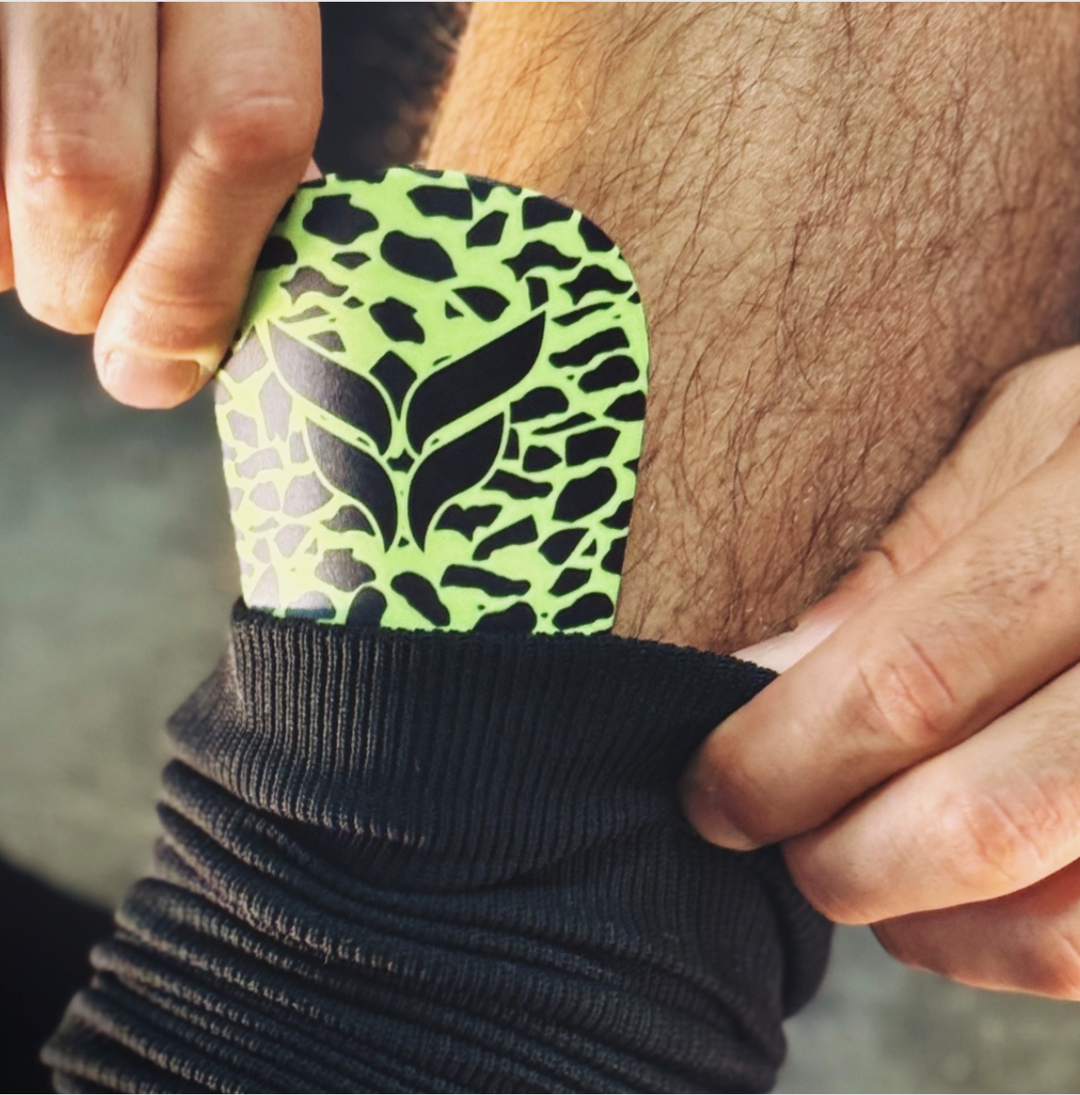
216, 168, 649, 633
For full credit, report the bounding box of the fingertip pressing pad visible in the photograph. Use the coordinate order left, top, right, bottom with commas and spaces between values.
216, 167, 649, 634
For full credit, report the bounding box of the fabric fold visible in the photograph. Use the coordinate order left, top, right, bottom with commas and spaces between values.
46, 607, 830, 1094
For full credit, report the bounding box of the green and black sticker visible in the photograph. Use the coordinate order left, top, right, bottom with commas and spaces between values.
216, 167, 649, 633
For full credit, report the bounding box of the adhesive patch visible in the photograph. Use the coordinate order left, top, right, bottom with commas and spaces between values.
216, 168, 649, 633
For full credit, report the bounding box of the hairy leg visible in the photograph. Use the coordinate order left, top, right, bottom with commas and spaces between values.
426, 2, 1080, 652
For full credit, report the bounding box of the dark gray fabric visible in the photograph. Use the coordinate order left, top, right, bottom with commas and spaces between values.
45, 606, 830, 1093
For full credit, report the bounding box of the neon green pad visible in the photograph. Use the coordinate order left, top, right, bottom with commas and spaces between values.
216, 167, 649, 633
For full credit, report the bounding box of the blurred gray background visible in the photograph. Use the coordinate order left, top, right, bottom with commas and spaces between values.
4, 3, 1080, 1091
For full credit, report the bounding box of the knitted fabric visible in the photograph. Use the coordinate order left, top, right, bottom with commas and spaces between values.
45, 606, 830, 1093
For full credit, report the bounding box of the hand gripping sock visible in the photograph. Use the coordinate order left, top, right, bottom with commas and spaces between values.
44, 170, 830, 1094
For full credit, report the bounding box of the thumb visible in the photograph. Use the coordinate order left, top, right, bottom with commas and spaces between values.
736, 539, 933, 673
735, 590, 853, 672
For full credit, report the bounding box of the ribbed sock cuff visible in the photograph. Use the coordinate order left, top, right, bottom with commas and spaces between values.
46, 609, 830, 1093
180, 605, 776, 886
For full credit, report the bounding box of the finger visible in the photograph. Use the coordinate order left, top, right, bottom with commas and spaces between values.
0, 71, 12, 295
741, 345, 1080, 672
0, 3, 157, 331
682, 426, 1080, 849
95, 2, 321, 409
877, 345, 1080, 566
783, 659, 1080, 922
0, 178, 13, 292
872, 858, 1080, 1000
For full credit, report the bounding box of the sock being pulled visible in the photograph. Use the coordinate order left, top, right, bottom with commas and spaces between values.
45, 170, 832, 1095
216, 166, 649, 634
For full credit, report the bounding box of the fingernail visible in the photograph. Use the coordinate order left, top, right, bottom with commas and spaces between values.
735, 613, 843, 672
679, 764, 758, 851
102, 352, 205, 409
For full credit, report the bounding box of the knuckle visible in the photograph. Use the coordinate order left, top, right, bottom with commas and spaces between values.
192, 94, 318, 178
115, 264, 236, 355
133, 257, 235, 320
936, 789, 1061, 896
852, 635, 959, 752
861, 497, 952, 590
17, 127, 145, 221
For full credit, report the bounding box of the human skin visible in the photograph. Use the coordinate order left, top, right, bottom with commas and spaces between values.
426, 2, 1080, 998
9, 1, 1080, 997
0, 2, 321, 407
683, 343, 1080, 998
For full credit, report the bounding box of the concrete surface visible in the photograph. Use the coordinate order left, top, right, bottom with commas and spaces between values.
3, 291, 1080, 1092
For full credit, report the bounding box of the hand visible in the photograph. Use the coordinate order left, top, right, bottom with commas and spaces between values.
681, 344, 1080, 999
0, 2, 321, 407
